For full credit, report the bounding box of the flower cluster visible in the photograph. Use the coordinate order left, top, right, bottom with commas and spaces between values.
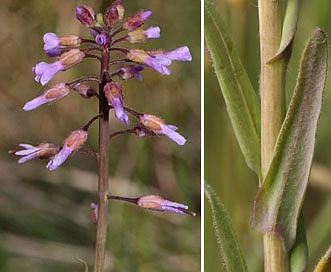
15, 1, 193, 216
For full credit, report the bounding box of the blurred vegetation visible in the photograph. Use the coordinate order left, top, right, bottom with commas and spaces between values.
205, 0, 331, 271
0, 0, 200, 271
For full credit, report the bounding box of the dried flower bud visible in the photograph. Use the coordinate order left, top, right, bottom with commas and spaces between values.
105, 0, 124, 27
123, 10, 152, 31
15, 143, 60, 164
76, 5, 96, 26
23, 83, 70, 111
47, 128, 88, 171
118, 65, 143, 80
104, 82, 129, 125
140, 114, 186, 145
72, 83, 97, 98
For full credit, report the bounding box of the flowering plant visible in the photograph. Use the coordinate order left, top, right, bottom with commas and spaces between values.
13, 2, 195, 271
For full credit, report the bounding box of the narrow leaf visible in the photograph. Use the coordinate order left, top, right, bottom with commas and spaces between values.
251, 28, 328, 251
205, 182, 248, 272
269, 0, 300, 62
313, 247, 331, 272
205, 0, 261, 177
289, 213, 308, 272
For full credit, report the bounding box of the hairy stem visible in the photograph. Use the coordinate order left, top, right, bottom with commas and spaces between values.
93, 50, 110, 272
258, 0, 288, 271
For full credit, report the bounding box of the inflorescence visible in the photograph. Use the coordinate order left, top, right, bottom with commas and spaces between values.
14, 1, 194, 216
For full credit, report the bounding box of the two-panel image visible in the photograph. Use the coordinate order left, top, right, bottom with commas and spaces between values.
1, 0, 331, 271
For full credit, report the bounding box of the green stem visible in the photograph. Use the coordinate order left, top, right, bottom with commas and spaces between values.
258, 0, 288, 271
93, 49, 110, 272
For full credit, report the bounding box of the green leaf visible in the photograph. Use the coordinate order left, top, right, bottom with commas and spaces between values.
289, 213, 308, 272
313, 247, 331, 272
269, 0, 300, 62
205, 0, 261, 177
205, 182, 248, 272
251, 28, 328, 251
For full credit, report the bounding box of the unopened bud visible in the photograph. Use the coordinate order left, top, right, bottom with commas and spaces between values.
59, 35, 82, 47
60, 49, 85, 68
123, 10, 152, 31
64, 129, 88, 151
118, 65, 143, 80
105, 0, 124, 27
76, 5, 96, 26
72, 83, 97, 98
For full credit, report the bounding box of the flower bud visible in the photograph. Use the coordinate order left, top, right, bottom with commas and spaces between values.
118, 65, 143, 80
105, 0, 124, 27
59, 49, 85, 68
123, 10, 152, 31
59, 35, 82, 47
72, 83, 97, 98
76, 5, 96, 26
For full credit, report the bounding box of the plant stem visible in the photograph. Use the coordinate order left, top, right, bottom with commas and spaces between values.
258, 0, 288, 271
93, 49, 110, 272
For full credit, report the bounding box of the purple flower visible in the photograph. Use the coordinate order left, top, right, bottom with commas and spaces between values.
33, 49, 85, 86
47, 128, 88, 171
139, 114, 186, 145
33, 62, 63, 86
127, 26, 160, 43
15, 143, 60, 164
95, 34, 108, 45
144, 26, 160, 39
43, 33, 82, 57
137, 195, 190, 215
118, 65, 144, 80
123, 10, 152, 31
43, 33, 61, 57
104, 82, 130, 125
23, 83, 70, 111
127, 46, 192, 75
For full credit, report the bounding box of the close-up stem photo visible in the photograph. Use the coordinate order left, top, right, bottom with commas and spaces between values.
1, 0, 200, 271
205, 0, 331, 271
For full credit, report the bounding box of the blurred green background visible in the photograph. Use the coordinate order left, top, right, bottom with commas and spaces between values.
0, 0, 200, 271
205, 0, 331, 271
